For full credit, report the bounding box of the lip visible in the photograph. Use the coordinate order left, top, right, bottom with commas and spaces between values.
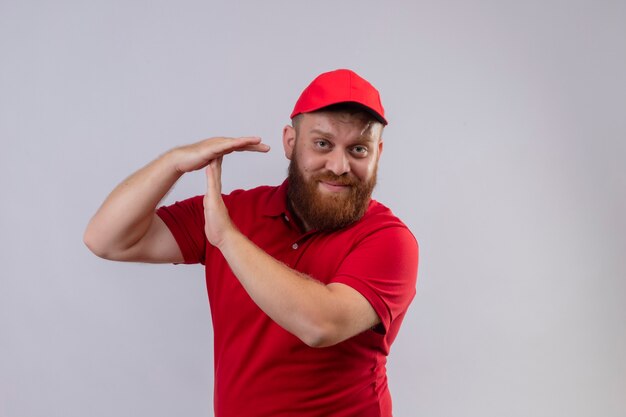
319, 181, 350, 193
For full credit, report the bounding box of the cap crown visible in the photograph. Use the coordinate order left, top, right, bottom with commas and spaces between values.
290, 69, 387, 125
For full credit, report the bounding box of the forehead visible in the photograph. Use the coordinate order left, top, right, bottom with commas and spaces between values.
298, 111, 383, 142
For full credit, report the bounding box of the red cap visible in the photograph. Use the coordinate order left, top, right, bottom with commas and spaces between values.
290, 69, 387, 125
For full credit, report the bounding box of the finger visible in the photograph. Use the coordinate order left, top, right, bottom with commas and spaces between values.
205, 160, 219, 197
203, 159, 226, 245
236, 143, 271, 153
214, 156, 223, 194
222, 140, 270, 155
209, 136, 270, 155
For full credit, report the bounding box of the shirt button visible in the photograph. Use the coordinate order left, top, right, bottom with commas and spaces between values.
292, 243, 299, 250
284, 215, 290, 222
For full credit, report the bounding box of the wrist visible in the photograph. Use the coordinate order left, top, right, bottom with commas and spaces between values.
159, 148, 186, 176
215, 226, 243, 253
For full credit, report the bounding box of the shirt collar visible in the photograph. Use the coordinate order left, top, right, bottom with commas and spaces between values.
262, 179, 290, 217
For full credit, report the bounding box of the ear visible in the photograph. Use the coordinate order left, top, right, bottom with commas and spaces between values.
376, 139, 384, 162
283, 125, 296, 160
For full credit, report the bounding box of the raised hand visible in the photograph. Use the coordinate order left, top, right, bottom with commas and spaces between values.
172, 136, 270, 174
203, 156, 234, 247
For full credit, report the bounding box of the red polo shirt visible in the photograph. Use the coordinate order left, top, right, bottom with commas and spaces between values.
157, 181, 418, 417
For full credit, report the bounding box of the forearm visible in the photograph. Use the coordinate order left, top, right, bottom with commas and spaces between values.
84, 150, 182, 257
217, 230, 361, 348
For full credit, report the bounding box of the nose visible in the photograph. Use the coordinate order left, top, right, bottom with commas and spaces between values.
325, 149, 350, 176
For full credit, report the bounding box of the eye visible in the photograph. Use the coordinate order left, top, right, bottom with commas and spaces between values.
314, 139, 331, 150
351, 145, 369, 156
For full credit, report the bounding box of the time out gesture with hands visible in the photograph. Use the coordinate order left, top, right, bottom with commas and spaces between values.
187, 137, 270, 247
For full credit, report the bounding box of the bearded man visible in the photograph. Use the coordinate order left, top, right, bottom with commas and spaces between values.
84, 69, 418, 417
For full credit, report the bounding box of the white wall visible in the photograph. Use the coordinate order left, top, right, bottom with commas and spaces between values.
1, 1, 624, 416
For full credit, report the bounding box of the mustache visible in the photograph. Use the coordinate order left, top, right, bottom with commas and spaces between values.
312, 172, 358, 186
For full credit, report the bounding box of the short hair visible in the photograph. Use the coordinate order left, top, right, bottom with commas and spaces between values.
291, 102, 384, 135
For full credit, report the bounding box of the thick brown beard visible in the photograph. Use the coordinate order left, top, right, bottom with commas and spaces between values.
287, 156, 377, 232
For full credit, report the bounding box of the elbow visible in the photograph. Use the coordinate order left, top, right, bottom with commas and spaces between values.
299, 322, 341, 349
83, 225, 116, 260
303, 337, 335, 349
83, 228, 106, 258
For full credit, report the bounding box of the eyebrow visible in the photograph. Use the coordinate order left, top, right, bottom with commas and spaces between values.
308, 128, 377, 144
309, 128, 334, 139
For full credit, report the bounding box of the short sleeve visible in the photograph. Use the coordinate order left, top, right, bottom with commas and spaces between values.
331, 226, 418, 335
156, 195, 207, 264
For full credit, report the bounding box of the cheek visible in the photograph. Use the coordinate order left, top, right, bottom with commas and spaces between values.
352, 160, 376, 181
297, 151, 325, 174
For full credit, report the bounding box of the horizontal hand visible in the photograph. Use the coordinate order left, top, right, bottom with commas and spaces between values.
172, 136, 269, 174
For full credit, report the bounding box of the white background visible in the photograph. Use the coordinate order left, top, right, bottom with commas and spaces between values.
1, 1, 625, 416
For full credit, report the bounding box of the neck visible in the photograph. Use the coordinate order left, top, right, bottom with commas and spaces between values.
286, 197, 312, 233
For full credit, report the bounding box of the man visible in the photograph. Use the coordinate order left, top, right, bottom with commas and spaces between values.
84, 69, 418, 417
